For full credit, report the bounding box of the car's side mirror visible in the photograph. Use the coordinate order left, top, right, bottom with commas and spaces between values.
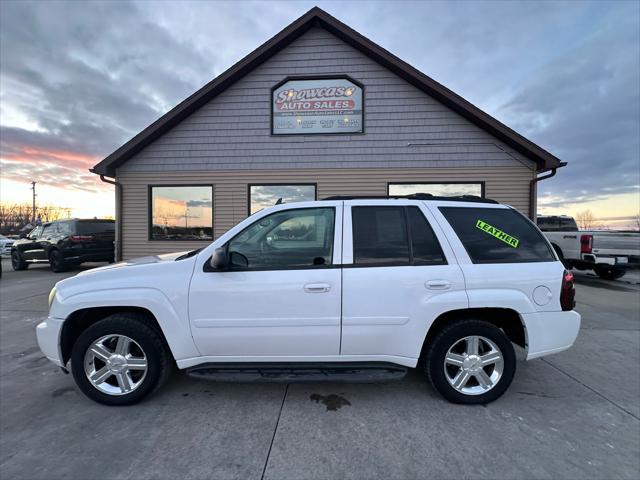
210, 247, 229, 270
19, 233, 27, 239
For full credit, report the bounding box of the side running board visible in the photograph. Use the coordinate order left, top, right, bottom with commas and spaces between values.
185, 362, 408, 383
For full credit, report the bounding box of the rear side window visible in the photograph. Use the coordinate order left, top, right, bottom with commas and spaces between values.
76, 221, 115, 234
352, 206, 446, 266
440, 207, 555, 264
407, 207, 446, 265
559, 217, 578, 231
353, 207, 410, 265
57, 222, 72, 235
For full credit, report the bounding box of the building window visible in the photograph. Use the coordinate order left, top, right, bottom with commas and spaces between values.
249, 184, 316, 215
388, 182, 484, 198
149, 185, 213, 241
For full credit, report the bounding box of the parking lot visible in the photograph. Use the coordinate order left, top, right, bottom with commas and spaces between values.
1, 258, 638, 480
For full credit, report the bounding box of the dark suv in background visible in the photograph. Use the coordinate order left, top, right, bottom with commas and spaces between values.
11, 219, 115, 272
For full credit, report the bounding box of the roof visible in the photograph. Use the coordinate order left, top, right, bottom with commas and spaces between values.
91, 7, 564, 177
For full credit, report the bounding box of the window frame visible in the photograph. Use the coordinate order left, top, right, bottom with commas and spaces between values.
349, 205, 448, 268
386, 181, 486, 198
148, 184, 214, 242
247, 183, 318, 216
212, 206, 339, 272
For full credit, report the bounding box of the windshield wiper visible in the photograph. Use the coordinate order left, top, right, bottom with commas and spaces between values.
175, 248, 203, 261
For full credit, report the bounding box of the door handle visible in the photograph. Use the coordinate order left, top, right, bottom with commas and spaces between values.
425, 280, 451, 290
304, 283, 331, 293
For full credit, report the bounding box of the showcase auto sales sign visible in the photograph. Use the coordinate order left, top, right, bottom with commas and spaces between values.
272, 78, 363, 134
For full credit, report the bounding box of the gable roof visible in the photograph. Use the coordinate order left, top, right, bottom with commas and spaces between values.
91, 6, 563, 177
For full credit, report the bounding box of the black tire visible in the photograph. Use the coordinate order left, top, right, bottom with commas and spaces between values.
11, 250, 28, 271
48, 249, 67, 273
425, 319, 516, 404
594, 266, 625, 280
71, 313, 171, 406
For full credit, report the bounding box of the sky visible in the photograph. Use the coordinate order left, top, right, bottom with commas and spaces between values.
1, 0, 639, 227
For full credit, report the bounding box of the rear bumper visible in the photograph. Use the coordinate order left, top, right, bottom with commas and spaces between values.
36, 316, 64, 367
522, 310, 581, 360
577, 254, 639, 270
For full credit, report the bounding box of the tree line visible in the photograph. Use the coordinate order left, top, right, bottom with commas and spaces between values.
0, 203, 70, 235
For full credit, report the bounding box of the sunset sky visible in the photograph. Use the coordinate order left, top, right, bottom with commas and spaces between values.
1, 0, 638, 227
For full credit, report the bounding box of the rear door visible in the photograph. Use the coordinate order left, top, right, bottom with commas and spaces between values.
340, 200, 468, 360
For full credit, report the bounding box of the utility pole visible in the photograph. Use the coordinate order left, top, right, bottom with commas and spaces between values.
31, 181, 37, 223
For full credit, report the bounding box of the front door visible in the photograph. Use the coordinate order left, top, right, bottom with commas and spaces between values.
21, 226, 45, 261
189, 204, 343, 357
340, 201, 468, 359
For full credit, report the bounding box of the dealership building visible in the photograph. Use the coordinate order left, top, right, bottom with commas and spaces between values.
91, 7, 565, 260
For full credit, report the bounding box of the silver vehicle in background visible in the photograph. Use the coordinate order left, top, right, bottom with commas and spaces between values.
537, 215, 640, 280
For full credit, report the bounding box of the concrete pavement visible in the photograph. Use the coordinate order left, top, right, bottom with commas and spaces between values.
1, 259, 638, 479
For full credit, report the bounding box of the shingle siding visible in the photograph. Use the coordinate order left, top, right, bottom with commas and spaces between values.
119, 27, 535, 173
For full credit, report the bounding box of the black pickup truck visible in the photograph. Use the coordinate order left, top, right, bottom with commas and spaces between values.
11, 219, 115, 272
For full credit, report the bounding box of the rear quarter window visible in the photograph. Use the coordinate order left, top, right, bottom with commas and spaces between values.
75, 221, 115, 234
440, 207, 555, 264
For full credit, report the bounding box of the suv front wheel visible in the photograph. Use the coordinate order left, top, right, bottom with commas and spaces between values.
11, 250, 28, 271
425, 319, 516, 404
71, 313, 171, 405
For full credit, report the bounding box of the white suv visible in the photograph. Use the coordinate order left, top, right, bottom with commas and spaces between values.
36, 196, 580, 405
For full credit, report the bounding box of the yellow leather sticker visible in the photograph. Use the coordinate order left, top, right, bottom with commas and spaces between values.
475, 220, 519, 248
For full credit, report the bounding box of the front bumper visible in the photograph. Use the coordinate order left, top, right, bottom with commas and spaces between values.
36, 316, 64, 367
522, 310, 581, 360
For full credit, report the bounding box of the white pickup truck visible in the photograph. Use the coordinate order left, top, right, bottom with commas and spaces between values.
537, 215, 640, 280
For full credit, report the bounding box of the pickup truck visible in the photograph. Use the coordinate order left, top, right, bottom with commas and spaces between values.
537, 215, 640, 280
37, 196, 580, 406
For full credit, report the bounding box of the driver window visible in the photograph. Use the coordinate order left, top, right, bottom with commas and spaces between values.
227, 207, 335, 269
29, 226, 43, 238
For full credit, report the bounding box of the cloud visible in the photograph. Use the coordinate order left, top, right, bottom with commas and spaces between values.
0, 0, 638, 218
494, 3, 639, 203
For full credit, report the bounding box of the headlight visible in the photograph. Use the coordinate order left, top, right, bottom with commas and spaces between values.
48, 286, 57, 308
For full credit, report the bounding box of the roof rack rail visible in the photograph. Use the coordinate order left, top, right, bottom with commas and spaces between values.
321, 193, 498, 204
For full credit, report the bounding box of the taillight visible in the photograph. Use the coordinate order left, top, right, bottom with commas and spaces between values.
70, 235, 93, 242
580, 234, 593, 254
560, 269, 575, 311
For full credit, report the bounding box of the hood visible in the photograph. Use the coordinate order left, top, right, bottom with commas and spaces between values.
75, 251, 192, 276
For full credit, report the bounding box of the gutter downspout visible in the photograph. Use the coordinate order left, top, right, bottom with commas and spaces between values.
96, 173, 123, 262
529, 161, 567, 220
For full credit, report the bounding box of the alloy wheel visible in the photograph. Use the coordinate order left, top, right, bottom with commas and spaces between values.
84, 334, 148, 395
443, 335, 504, 396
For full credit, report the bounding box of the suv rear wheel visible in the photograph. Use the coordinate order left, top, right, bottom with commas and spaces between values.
71, 313, 171, 405
48, 250, 67, 273
11, 250, 28, 271
425, 319, 516, 404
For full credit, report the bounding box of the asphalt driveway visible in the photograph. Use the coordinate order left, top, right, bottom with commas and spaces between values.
1, 258, 638, 479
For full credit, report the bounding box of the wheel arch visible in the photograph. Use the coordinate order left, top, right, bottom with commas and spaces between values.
60, 307, 167, 366
418, 307, 526, 365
